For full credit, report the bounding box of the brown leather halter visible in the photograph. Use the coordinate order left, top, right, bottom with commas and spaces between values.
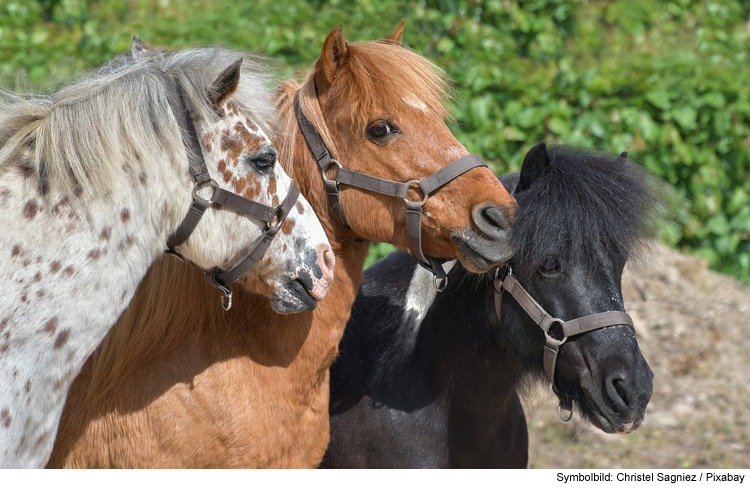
163, 75, 300, 311
493, 266, 635, 422
294, 92, 488, 291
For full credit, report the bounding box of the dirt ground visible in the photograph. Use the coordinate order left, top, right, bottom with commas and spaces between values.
523, 243, 750, 469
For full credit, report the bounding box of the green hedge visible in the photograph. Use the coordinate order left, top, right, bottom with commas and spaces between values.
2, 0, 748, 283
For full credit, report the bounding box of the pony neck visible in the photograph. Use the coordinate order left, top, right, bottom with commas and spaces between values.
0, 166, 188, 468
420, 272, 527, 409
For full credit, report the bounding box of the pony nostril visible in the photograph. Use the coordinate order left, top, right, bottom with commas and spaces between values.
304, 245, 334, 302
606, 377, 631, 414
472, 203, 512, 236
317, 246, 335, 282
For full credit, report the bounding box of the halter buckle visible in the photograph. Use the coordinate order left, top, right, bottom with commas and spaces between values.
266, 202, 285, 230
403, 179, 429, 206
192, 179, 219, 206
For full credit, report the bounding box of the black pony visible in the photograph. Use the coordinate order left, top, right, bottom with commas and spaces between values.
322, 143, 660, 468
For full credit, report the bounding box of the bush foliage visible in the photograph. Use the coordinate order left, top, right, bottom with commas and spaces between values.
2, 0, 749, 283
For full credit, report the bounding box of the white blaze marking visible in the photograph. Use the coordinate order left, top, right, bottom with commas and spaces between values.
402, 96, 429, 111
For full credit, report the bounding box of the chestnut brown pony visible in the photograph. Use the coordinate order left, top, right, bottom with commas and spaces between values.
47, 23, 517, 468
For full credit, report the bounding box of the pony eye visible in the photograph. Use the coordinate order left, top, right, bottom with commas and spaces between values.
252, 153, 276, 170
539, 257, 560, 273
367, 121, 397, 139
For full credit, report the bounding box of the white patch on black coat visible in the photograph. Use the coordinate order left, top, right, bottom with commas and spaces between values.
402, 261, 456, 338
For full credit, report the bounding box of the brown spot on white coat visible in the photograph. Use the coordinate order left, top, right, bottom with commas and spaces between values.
54, 329, 70, 349
1, 409, 11, 428
23, 199, 40, 220
43, 318, 58, 334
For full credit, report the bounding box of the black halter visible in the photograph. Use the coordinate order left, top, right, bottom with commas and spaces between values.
163, 76, 300, 310
493, 266, 636, 422
294, 92, 488, 291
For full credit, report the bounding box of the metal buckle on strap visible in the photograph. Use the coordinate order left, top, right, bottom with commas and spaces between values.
266, 202, 285, 230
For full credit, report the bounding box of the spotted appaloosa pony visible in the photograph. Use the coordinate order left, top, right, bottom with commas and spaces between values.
322, 143, 659, 468
0, 40, 332, 468
47, 23, 517, 468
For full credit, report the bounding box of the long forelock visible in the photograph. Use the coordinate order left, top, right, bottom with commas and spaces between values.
0, 46, 276, 200
511, 146, 665, 279
330, 41, 453, 131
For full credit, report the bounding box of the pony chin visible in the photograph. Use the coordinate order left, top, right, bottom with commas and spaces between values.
269, 284, 318, 314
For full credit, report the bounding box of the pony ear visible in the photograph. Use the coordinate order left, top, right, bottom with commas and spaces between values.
209, 58, 243, 110
382, 19, 404, 46
517, 142, 549, 193
620, 151, 629, 159
131, 35, 150, 58
315, 25, 349, 96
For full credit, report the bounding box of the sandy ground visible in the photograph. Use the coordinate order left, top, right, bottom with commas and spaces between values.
524, 244, 750, 469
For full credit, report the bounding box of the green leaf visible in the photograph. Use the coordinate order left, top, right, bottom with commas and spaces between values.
645, 91, 671, 110
707, 214, 730, 236
501, 126, 527, 141
515, 107, 545, 129
702, 92, 725, 109
548, 116, 570, 137
503, 100, 524, 120
672, 106, 697, 130
637, 112, 659, 143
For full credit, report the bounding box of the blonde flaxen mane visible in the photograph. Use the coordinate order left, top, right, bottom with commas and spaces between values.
0, 47, 277, 200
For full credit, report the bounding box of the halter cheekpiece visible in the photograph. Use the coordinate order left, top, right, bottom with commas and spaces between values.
163, 75, 299, 311
493, 266, 636, 422
294, 92, 488, 291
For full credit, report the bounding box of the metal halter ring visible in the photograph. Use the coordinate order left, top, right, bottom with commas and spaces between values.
545, 317, 567, 345
403, 179, 429, 206
558, 403, 574, 423
433, 274, 448, 292
220, 288, 233, 311
192, 179, 219, 206
321, 160, 343, 183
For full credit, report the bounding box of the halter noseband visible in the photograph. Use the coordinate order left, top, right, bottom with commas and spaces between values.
163, 75, 300, 311
294, 92, 488, 291
493, 266, 635, 422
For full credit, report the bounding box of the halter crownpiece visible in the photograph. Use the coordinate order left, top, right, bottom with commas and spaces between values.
493, 266, 636, 422
294, 91, 488, 291
162, 74, 300, 311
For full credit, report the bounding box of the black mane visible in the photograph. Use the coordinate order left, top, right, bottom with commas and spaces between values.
501, 146, 666, 280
